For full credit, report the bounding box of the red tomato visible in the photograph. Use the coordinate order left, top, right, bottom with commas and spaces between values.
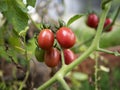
63, 49, 76, 65
87, 13, 99, 28
104, 18, 112, 32
37, 29, 54, 50
56, 27, 76, 48
44, 48, 60, 67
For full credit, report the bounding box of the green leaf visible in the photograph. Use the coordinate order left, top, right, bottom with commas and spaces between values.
4, 0, 28, 33
27, 0, 36, 7
67, 14, 83, 26
16, 0, 28, 13
19, 26, 29, 37
0, 0, 7, 12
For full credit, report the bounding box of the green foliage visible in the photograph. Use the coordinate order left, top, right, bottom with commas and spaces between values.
0, 0, 36, 33
67, 14, 83, 27
0, 0, 7, 12
4, 0, 28, 33
27, 0, 36, 7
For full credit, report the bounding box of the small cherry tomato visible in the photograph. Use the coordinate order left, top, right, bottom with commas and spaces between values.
63, 49, 76, 65
35, 47, 45, 62
104, 18, 112, 32
56, 27, 76, 48
44, 48, 60, 67
37, 29, 54, 50
87, 13, 99, 28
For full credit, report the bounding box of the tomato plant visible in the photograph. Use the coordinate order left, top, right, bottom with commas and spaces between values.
56, 27, 76, 48
44, 48, 60, 67
37, 29, 54, 50
87, 13, 99, 28
0, 0, 120, 90
63, 49, 76, 65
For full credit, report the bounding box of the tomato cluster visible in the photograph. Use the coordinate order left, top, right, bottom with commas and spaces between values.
86, 13, 113, 32
35, 26, 76, 68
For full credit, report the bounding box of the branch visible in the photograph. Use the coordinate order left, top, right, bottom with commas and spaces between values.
8, 56, 25, 72
18, 70, 29, 90
18, 33, 30, 90
60, 48, 66, 66
97, 48, 120, 56
4, 44, 25, 72
57, 77, 71, 90
64, 1, 112, 74
37, 76, 57, 90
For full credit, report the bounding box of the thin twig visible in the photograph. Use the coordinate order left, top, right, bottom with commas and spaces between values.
72, 35, 95, 49
97, 48, 120, 56
57, 77, 71, 90
4, 44, 25, 72
94, 53, 99, 90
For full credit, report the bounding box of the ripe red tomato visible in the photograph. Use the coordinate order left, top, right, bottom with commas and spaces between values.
35, 47, 45, 62
56, 27, 76, 48
104, 18, 112, 32
87, 13, 99, 28
37, 29, 54, 50
44, 48, 60, 67
63, 49, 76, 65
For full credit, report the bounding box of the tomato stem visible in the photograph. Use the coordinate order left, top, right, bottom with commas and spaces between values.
94, 53, 99, 90
60, 49, 66, 66
97, 48, 120, 56
57, 77, 70, 90
64, 1, 112, 74
37, 75, 57, 90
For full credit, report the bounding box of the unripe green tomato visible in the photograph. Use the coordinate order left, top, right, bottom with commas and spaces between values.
35, 47, 45, 62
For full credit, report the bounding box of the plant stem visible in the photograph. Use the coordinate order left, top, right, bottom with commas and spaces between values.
37, 65, 67, 90
57, 77, 71, 90
60, 49, 66, 66
97, 48, 120, 56
18, 70, 29, 90
92, 2, 112, 48
94, 53, 99, 90
18, 34, 30, 90
64, 1, 112, 74
72, 35, 95, 49
37, 76, 57, 90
